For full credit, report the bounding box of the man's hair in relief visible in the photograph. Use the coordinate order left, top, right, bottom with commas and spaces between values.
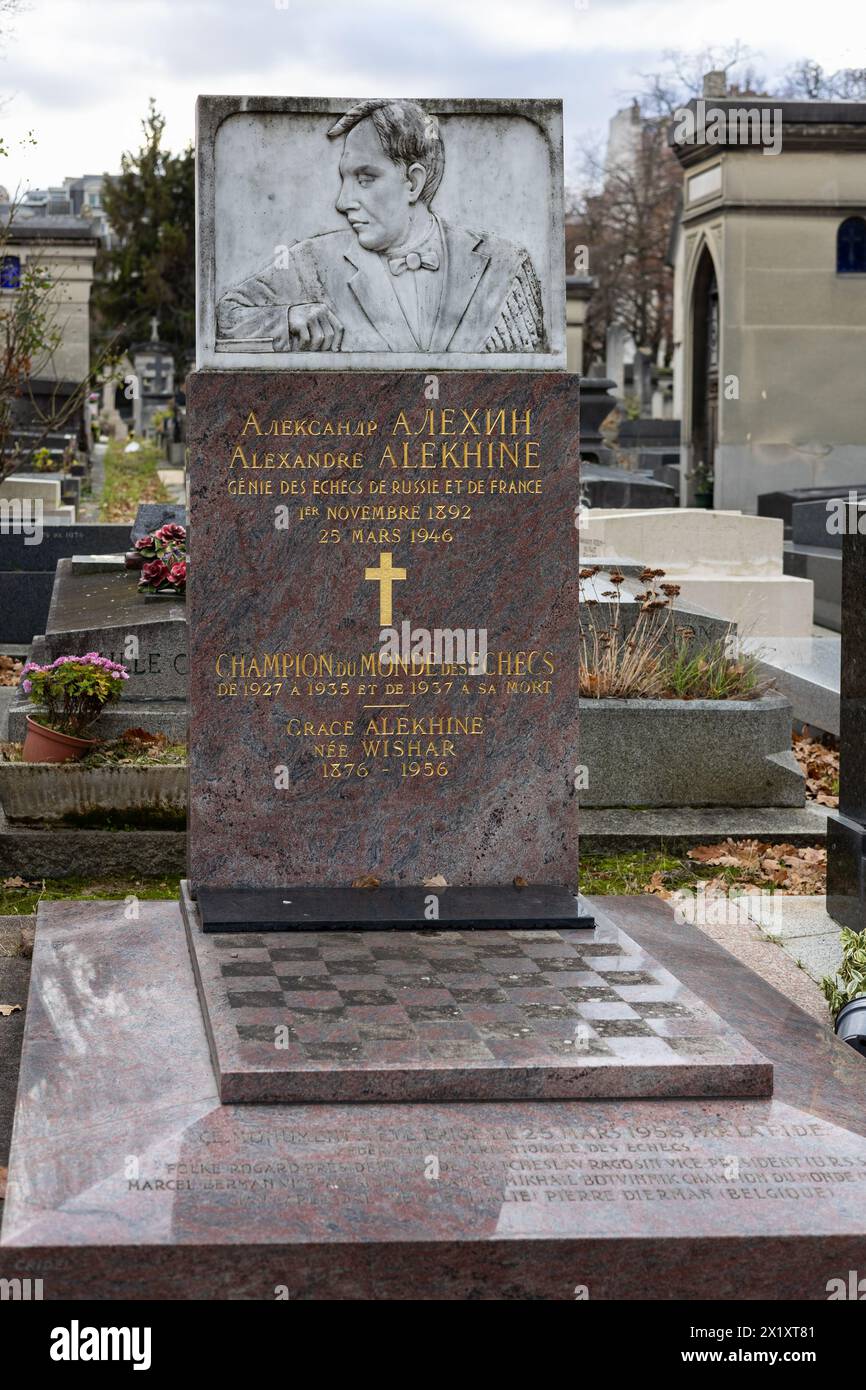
327, 99, 445, 207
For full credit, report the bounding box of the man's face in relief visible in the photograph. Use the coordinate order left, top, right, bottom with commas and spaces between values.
335, 118, 421, 253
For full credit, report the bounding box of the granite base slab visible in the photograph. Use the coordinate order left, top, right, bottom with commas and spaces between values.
181, 883, 771, 1103
3, 900, 866, 1298
195, 882, 588, 931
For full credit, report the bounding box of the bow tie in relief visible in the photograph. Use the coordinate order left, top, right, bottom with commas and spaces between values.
388, 249, 440, 275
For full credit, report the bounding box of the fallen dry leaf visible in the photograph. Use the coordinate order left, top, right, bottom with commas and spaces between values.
646, 870, 672, 900
0, 1166, 7, 1200
687, 838, 826, 896
0, 1004, 21, 1016
793, 729, 839, 807
423, 875, 448, 888
2, 876, 29, 889
513, 876, 528, 890
351, 875, 380, 891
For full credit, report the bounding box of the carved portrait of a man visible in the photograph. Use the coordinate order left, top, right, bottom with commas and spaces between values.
216, 98, 545, 355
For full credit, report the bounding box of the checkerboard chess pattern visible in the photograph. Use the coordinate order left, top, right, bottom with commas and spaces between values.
183, 910, 773, 1103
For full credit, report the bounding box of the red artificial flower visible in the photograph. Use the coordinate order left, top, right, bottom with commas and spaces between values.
141, 559, 169, 586
134, 535, 156, 551
156, 523, 186, 542
168, 561, 187, 585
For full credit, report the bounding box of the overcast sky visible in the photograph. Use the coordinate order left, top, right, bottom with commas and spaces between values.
1, 0, 865, 192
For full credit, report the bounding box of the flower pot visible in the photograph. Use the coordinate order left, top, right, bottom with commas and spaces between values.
22, 717, 97, 764
835, 996, 866, 1058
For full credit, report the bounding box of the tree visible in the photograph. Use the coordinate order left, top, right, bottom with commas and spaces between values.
782, 61, 866, 100
569, 116, 680, 372
93, 100, 194, 367
567, 44, 766, 374
635, 42, 766, 118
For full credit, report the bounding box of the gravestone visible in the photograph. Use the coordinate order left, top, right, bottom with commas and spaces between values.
175, 93, 780, 1106
758, 484, 866, 536
6, 536, 189, 742
0, 524, 131, 645
827, 501, 866, 930
580, 463, 675, 509
131, 501, 187, 544
187, 95, 581, 928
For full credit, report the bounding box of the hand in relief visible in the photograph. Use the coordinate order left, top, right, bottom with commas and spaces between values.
281, 303, 344, 352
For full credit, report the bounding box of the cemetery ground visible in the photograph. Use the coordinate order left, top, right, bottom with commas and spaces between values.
98, 438, 170, 523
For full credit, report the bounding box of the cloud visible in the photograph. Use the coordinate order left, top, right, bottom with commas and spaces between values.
0, 0, 864, 189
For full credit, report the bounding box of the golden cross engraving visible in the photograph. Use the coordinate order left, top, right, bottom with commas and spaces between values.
364, 551, 406, 626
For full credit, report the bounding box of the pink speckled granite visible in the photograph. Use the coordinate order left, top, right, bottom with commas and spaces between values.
2, 898, 866, 1300
180, 882, 772, 1102
186, 372, 579, 891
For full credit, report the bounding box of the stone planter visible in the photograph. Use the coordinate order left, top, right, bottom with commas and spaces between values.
0, 761, 187, 822
578, 692, 804, 808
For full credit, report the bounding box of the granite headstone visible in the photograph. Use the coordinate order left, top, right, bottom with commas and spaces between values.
187, 96, 579, 918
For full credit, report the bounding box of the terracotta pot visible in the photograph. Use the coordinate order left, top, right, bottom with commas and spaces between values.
22, 717, 97, 764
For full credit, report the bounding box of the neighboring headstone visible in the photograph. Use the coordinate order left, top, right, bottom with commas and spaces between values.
6, 558, 188, 741
40, 561, 185, 696
827, 501, 866, 930
784, 543, 841, 631
580, 463, 675, 509
604, 323, 628, 395
0, 524, 130, 645
758, 484, 866, 536
783, 496, 849, 632
131, 502, 187, 544
0, 475, 64, 508
791, 497, 847, 550
582, 507, 813, 637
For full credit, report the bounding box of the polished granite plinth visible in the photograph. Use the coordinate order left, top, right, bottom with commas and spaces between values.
195, 882, 590, 931
3, 897, 865, 1300
181, 883, 771, 1103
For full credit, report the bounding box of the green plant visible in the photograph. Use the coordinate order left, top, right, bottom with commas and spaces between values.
661, 632, 768, 701
31, 446, 58, 472
20, 653, 129, 738
821, 927, 866, 1019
